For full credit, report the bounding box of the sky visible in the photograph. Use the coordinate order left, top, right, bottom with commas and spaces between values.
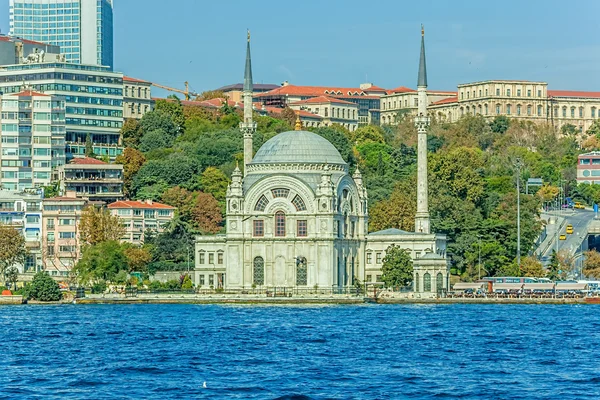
1, 0, 600, 96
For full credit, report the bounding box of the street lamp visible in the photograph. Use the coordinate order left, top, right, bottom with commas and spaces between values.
514, 158, 523, 268
478, 234, 482, 280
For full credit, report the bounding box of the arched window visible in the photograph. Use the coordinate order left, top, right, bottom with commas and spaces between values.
516, 104, 521, 116
296, 256, 307, 286
437, 273, 443, 293
424, 273, 431, 292
253, 257, 264, 285
579, 107, 584, 118
292, 195, 306, 211
255, 195, 269, 211
484, 104, 488, 115
415, 273, 420, 292
275, 211, 286, 236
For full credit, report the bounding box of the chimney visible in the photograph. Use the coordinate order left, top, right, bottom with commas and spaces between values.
146, 199, 153, 205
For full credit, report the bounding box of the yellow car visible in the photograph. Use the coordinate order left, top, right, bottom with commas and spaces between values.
566, 226, 573, 234
574, 202, 585, 209
559, 234, 567, 240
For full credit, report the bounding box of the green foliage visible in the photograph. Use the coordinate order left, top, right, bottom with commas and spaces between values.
181, 274, 193, 289
380, 245, 413, 287
154, 99, 185, 131
74, 241, 128, 284
91, 280, 107, 294
139, 129, 173, 152
29, 272, 62, 302
85, 133, 95, 157
490, 115, 510, 134
42, 181, 60, 198
546, 250, 561, 280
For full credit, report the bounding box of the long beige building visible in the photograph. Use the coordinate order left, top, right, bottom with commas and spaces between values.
380, 86, 456, 125
427, 80, 600, 133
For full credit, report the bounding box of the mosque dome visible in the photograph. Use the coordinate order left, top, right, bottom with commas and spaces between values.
251, 130, 346, 166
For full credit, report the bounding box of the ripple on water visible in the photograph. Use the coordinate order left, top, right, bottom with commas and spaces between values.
1, 304, 600, 399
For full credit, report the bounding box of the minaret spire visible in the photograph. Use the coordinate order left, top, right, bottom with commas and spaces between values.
240, 30, 257, 176
414, 24, 431, 234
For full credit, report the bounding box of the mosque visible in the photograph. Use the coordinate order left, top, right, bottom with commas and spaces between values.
194, 29, 448, 296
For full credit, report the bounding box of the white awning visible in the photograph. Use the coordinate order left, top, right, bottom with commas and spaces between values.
523, 283, 555, 290
556, 283, 588, 290
494, 283, 524, 290
453, 282, 485, 290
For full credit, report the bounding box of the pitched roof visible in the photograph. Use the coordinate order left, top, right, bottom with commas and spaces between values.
388, 86, 415, 94
69, 157, 107, 165
290, 95, 356, 106
0, 35, 49, 46
254, 84, 380, 99
362, 85, 387, 92
547, 90, 600, 99
430, 96, 458, 105
265, 106, 322, 120
11, 90, 49, 97
108, 200, 174, 210
123, 76, 150, 84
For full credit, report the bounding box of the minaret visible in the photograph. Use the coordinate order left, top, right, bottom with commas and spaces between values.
240, 30, 257, 175
414, 25, 431, 234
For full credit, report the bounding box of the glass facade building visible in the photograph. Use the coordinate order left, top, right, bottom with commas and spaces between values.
0, 63, 123, 159
9, 0, 114, 69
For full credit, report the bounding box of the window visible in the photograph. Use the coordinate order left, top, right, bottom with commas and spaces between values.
538, 105, 543, 116
424, 273, 431, 292
485, 89, 488, 96
296, 257, 307, 286
255, 195, 269, 212
59, 232, 75, 239
275, 211, 286, 237
297, 220, 307, 237
437, 273, 444, 293
199, 251, 205, 264
47, 246, 54, 256
209, 275, 214, 286
527, 89, 531, 97
479, 90, 482, 97
496, 104, 500, 115
253, 220, 264, 237
26, 215, 39, 224
563, 107, 567, 117
506, 89, 511, 96
292, 195, 306, 211
517, 105, 521, 116
579, 107, 584, 118
59, 218, 74, 225
217, 252, 223, 265
366, 274, 372, 283
467, 92, 469, 99
46, 219, 55, 229
253, 256, 264, 285
571, 108, 575, 118
199, 275, 205, 286
271, 188, 289, 198
538, 90, 542, 97
484, 104, 488, 115
506, 105, 511, 115
367, 252, 372, 264
460, 92, 463, 99
415, 273, 420, 292
47, 232, 54, 242
517, 89, 521, 97
376, 252, 382, 264
496, 88, 500, 96
592, 108, 596, 118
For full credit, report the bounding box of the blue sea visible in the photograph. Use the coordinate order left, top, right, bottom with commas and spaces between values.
1, 304, 599, 399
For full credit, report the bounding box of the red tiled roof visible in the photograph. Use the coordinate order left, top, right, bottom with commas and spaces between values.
0, 35, 50, 46
265, 106, 322, 120
362, 85, 387, 92
43, 196, 86, 202
69, 157, 107, 165
290, 95, 356, 106
430, 90, 458, 95
388, 86, 415, 94
123, 76, 150, 84
254, 84, 380, 99
108, 200, 174, 210
430, 96, 458, 106
548, 90, 600, 99
11, 90, 49, 97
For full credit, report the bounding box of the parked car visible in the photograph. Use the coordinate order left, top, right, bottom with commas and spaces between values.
559, 234, 567, 240
574, 202, 585, 209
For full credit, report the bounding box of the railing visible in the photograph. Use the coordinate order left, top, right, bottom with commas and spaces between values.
122, 286, 364, 297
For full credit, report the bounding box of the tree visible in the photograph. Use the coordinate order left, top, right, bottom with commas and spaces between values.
199, 167, 229, 203
191, 192, 223, 234
546, 250, 561, 280
115, 147, 146, 197
369, 179, 416, 232
280, 107, 297, 127
560, 124, 578, 137
520, 256, 545, 277
85, 133, 95, 157
586, 120, 600, 138
161, 186, 196, 219
79, 206, 126, 246
74, 241, 128, 284
5, 266, 19, 290
0, 224, 27, 286
139, 129, 173, 153
380, 245, 413, 287
124, 246, 152, 273
490, 115, 510, 134
199, 90, 227, 101
42, 181, 60, 198
154, 98, 185, 131
121, 118, 142, 148
583, 250, 600, 278
29, 272, 62, 301
350, 125, 385, 146
139, 110, 179, 138
536, 184, 559, 203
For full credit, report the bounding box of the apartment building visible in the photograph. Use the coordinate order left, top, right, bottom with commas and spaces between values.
379, 86, 456, 125
123, 76, 153, 119
56, 157, 123, 202
0, 90, 66, 190
288, 95, 359, 131
577, 152, 600, 185
0, 62, 124, 160
0, 189, 43, 273
42, 191, 87, 276
107, 200, 174, 244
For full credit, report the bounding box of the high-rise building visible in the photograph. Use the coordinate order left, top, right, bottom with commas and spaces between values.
0, 89, 66, 190
9, 0, 114, 69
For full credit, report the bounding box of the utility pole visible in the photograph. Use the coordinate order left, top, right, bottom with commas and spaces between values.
514, 158, 523, 269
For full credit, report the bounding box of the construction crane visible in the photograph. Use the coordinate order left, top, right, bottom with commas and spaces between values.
151, 81, 200, 101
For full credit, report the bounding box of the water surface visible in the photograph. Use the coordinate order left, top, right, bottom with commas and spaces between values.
1, 304, 599, 399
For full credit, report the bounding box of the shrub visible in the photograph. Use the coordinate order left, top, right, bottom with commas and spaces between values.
29, 272, 62, 302
91, 280, 107, 294
164, 280, 180, 290
149, 280, 163, 290
181, 275, 193, 290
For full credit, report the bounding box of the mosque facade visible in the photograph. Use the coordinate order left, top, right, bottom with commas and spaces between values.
194, 30, 448, 296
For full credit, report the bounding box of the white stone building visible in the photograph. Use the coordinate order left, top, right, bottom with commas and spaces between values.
194, 31, 449, 295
